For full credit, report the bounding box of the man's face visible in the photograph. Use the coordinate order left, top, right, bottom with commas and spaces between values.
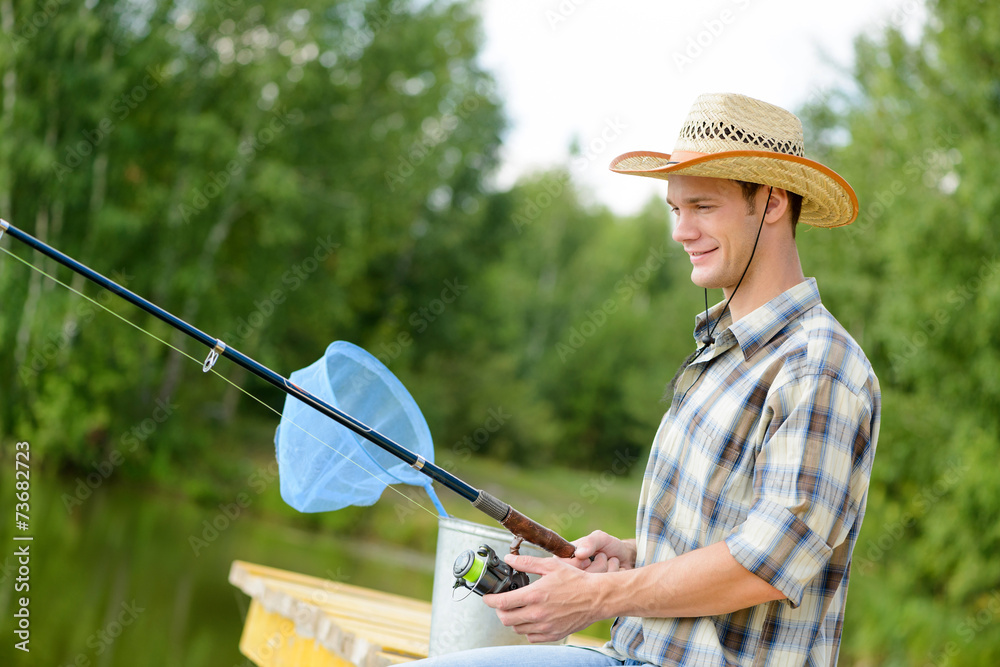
666, 175, 762, 293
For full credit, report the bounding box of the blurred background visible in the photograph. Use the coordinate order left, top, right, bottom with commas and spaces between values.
1, 0, 999, 664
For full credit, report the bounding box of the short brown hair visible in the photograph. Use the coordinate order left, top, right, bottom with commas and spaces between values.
735, 181, 803, 237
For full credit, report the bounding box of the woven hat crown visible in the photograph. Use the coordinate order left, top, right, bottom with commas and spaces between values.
609, 92, 859, 227
674, 93, 805, 158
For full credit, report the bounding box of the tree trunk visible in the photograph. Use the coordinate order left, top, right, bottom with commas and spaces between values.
0, 0, 16, 219
13, 206, 49, 369
156, 125, 253, 408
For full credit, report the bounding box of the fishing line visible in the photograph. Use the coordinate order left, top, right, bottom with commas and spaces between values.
4, 220, 578, 556
0, 243, 439, 519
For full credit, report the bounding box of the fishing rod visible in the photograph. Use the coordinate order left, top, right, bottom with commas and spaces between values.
0, 219, 576, 558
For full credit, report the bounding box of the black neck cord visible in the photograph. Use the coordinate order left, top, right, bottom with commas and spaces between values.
699, 186, 773, 348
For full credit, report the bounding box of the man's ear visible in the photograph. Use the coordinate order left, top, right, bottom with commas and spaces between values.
763, 187, 791, 224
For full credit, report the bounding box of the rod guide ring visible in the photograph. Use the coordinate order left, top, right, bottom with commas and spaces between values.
203, 340, 227, 373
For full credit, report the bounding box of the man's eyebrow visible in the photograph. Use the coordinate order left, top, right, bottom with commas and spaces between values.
666, 195, 720, 207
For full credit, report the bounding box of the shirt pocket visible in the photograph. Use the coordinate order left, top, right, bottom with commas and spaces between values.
688, 409, 762, 543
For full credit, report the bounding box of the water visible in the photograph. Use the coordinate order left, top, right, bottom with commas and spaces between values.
1, 472, 437, 667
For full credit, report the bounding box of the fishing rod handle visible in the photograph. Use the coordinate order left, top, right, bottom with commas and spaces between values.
502, 508, 576, 559
473, 490, 576, 558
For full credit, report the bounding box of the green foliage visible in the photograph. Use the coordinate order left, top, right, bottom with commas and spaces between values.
4, 0, 1000, 664
797, 1, 1000, 662
1, 0, 693, 477
1, 0, 507, 470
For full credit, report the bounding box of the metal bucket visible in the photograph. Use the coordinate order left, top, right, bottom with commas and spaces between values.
428, 515, 565, 656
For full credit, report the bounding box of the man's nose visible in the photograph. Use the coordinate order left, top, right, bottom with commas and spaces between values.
670, 211, 697, 244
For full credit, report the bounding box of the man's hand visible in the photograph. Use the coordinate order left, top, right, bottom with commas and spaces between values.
480, 531, 634, 642
568, 530, 637, 572
482, 554, 607, 644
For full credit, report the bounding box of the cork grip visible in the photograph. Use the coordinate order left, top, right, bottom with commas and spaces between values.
501, 507, 576, 558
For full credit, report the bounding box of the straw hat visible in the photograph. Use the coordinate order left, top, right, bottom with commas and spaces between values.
609, 93, 858, 227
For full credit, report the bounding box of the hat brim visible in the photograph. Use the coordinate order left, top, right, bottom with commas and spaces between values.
609, 150, 858, 228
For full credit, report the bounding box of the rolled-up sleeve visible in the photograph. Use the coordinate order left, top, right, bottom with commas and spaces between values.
725, 372, 876, 607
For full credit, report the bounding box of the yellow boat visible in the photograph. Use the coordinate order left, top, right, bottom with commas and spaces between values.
229, 560, 606, 666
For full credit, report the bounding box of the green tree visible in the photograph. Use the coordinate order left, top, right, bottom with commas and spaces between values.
410, 169, 702, 472
799, 1, 1000, 663
0, 0, 505, 483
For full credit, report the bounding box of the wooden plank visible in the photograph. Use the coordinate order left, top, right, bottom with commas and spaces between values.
230, 560, 430, 665
239, 576, 429, 633
232, 561, 431, 613
239, 598, 355, 667
230, 560, 608, 666
241, 599, 415, 667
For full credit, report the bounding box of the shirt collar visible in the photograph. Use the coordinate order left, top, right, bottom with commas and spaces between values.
693, 278, 821, 362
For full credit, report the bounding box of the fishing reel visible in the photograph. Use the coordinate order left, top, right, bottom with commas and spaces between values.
452, 544, 529, 597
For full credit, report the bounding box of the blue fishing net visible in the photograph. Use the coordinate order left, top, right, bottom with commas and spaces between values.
275, 341, 447, 516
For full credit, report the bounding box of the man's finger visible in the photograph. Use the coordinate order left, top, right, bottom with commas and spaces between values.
571, 530, 617, 563
482, 589, 526, 611
583, 552, 609, 572
503, 553, 551, 575
571, 538, 598, 560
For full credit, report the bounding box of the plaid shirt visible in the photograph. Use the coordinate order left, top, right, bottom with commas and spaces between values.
602, 278, 881, 666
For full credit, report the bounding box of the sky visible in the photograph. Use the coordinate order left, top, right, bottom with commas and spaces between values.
476, 0, 927, 216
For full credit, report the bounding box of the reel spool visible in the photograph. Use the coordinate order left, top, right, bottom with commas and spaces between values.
452, 544, 529, 598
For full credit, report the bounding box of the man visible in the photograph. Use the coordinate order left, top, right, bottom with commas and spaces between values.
415, 93, 881, 666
